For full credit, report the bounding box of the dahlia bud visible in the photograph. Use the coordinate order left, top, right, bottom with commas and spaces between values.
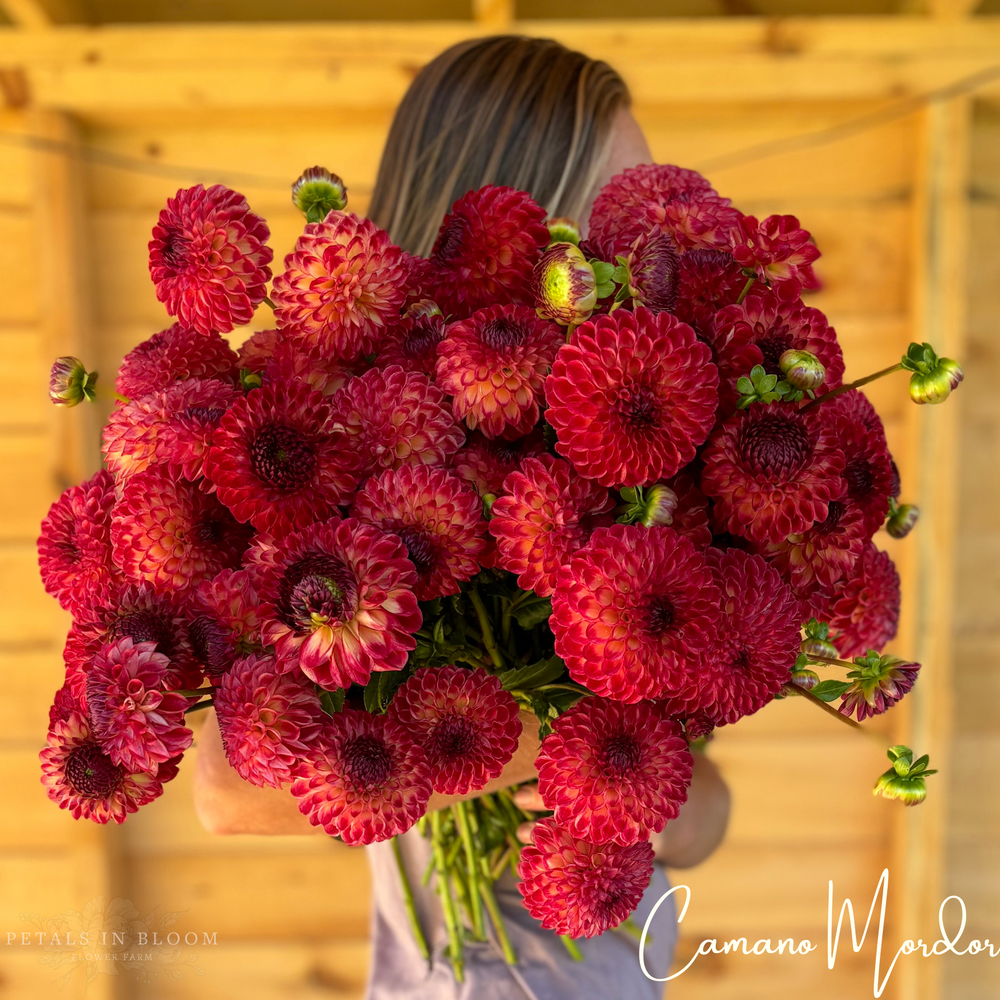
623, 231, 680, 313
49, 356, 98, 406
790, 666, 820, 690
404, 298, 443, 321
546, 217, 581, 246
901, 342, 963, 405
801, 636, 839, 660
639, 484, 679, 527
533, 242, 597, 327
886, 501, 919, 539
779, 349, 826, 391
873, 744, 936, 807
291, 166, 348, 223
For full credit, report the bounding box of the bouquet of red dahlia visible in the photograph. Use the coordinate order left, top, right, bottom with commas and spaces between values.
38, 161, 958, 971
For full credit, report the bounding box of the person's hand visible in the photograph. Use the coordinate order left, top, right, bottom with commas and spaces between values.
512, 782, 546, 844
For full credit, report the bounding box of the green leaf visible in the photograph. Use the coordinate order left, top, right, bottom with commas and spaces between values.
759, 373, 778, 393
590, 260, 615, 283
319, 688, 346, 716
511, 595, 552, 630
499, 655, 565, 692
363, 670, 407, 714
810, 680, 852, 702
611, 264, 630, 285
749, 364, 766, 382
736, 376, 754, 394
595, 280, 616, 299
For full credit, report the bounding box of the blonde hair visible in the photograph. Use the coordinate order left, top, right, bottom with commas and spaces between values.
368, 35, 630, 257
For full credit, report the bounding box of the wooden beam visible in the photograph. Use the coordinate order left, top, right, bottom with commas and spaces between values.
472, 0, 513, 28
925, 0, 983, 16
0, 0, 84, 27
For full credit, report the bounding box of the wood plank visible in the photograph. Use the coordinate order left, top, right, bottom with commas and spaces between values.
0, 746, 83, 850
0, 328, 50, 429
0, 433, 60, 541
0, 544, 69, 646
0, 209, 38, 325
0, 648, 63, 740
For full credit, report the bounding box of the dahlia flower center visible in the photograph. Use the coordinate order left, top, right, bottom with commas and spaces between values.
643, 596, 676, 636
754, 326, 793, 373
614, 382, 660, 430
192, 515, 229, 545
65, 744, 122, 798
738, 412, 812, 479
188, 615, 234, 676
183, 405, 228, 425
479, 318, 526, 352
844, 458, 875, 500
158, 227, 192, 274
110, 609, 176, 657
815, 500, 845, 536
601, 733, 643, 775
342, 735, 393, 789
279, 554, 357, 631
404, 322, 443, 360
250, 423, 317, 491
432, 218, 468, 265
432, 716, 478, 759
398, 528, 437, 577
580, 868, 631, 915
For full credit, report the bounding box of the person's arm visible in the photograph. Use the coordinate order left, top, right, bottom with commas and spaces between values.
194, 706, 541, 836
511, 749, 730, 869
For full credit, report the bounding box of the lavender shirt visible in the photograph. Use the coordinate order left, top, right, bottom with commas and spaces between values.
363, 826, 677, 1000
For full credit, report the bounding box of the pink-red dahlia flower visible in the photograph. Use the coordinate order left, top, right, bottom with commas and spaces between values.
215, 653, 324, 788
450, 429, 547, 498
271, 211, 410, 362
188, 568, 264, 679
352, 466, 488, 601
111, 468, 252, 594
700, 401, 845, 545
435, 305, 562, 440
551, 524, 722, 703
206, 380, 361, 537
116, 324, 238, 399
489, 455, 615, 596
38, 469, 120, 616
388, 666, 521, 795
421, 186, 549, 317
40, 710, 171, 824
517, 818, 655, 938
672, 248, 751, 337
662, 471, 713, 548
839, 652, 920, 722
252, 517, 421, 688
545, 307, 718, 488
729, 214, 820, 294
236, 328, 282, 373
290, 707, 432, 844
536, 697, 692, 846
86, 637, 193, 774
376, 302, 447, 376
149, 184, 273, 336
264, 337, 355, 397
333, 365, 464, 477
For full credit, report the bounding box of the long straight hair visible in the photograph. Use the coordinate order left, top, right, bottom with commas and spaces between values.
368, 35, 630, 257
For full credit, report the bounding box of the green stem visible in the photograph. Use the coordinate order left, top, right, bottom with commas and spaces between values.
391, 837, 430, 963
560, 935, 584, 961
781, 682, 863, 731
800, 363, 903, 414
453, 802, 485, 940
184, 698, 214, 715
478, 857, 518, 965
616, 916, 644, 943
735, 274, 756, 305
806, 654, 859, 669
176, 687, 214, 697
431, 810, 465, 981
469, 587, 504, 671
264, 294, 276, 310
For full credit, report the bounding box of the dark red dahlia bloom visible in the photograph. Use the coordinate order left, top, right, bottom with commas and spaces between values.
272, 211, 410, 362
839, 653, 920, 722
581, 230, 679, 315
149, 184, 273, 336
376, 303, 447, 376
729, 214, 820, 294
291, 707, 432, 845
517, 818, 655, 938
333, 365, 464, 477
489, 455, 615, 597
188, 568, 264, 680
545, 307, 718, 488
713, 287, 845, 389
252, 517, 421, 689
215, 653, 324, 788
40, 710, 171, 824
86, 637, 193, 774
818, 543, 900, 659
388, 666, 521, 795
236, 328, 281, 373
421, 186, 550, 317
38, 469, 120, 616
206, 380, 361, 537
699, 548, 802, 725
450, 428, 547, 498
551, 524, 722, 703
436, 305, 562, 441
673, 248, 750, 337
111, 468, 252, 594
701, 402, 845, 545
588, 163, 740, 252
50, 669, 87, 727
352, 466, 487, 601
662, 471, 713, 548
116, 324, 238, 399
536, 698, 692, 846
264, 337, 355, 397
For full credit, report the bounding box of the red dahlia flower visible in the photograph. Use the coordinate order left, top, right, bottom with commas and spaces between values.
215, 654, 324, 788
116, 324, 238, 399
435, 305, 562, 440
291, 707, 432, 845
188, 568, 264, 679
699, 548, 802, 726
839, 652, 920, 722
236, 328, 281, 373
352, 466, 488, 601
421, 186, 549, 317
376, 302, 447, 376
450, 429, 547, 498
729, 214, 820, 294
672, 248, 750, 337
40, 710, 171, 824
545, 307, 718, 487
206, 380, 361, 537
536, 698, 692, 846
662, 471, 713, 548
38, 469, 120, 616
489, 455, 615, 597
333, 365, 464, 477
264, 338, 355, 397
551, 524, 722, 703
517, 818, 655, 938
700, 401, 845, 545
149, 184, 273, 336
111, 468, 252, 594
252, 517, 421, 689
388, 666, 521, 795
271, 211, 410, 362
86, 637, 193, 774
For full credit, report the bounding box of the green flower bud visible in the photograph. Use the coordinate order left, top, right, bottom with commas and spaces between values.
292, 166, 348, 223
639, 484, 679, 528
801, 636, 839, 660
886, 502, 919, 539
873, 744, 936, 806
902, 343, 964, 405
790, 667, 820, 690
49, 356, 98, 406
404, 298, 443, 321
779, 349, 826, 391
545, 217, 581, 246
533, 242, 597, 327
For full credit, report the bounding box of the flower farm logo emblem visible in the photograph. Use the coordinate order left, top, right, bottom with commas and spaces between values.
11, 895, 213, 991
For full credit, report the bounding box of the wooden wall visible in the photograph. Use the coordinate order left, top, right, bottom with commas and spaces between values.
0, 17, 993, 1000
